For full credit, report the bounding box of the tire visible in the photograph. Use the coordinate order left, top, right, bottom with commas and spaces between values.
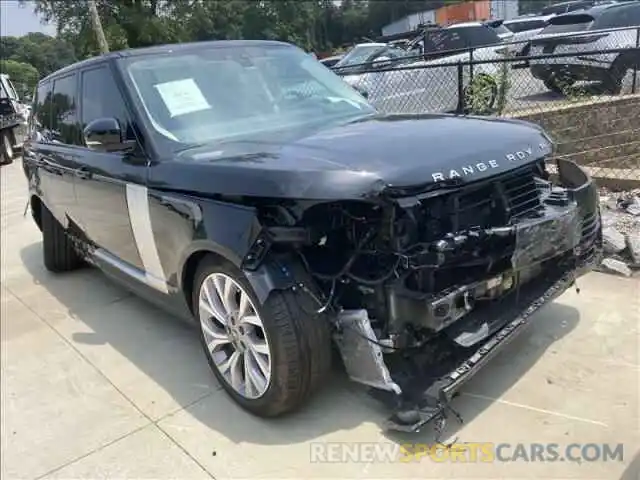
0, 131, 14, 165
41, 205, 83, 272
543, 76, 572, 95
603, 57, 630, 95
193, 255, 331, 417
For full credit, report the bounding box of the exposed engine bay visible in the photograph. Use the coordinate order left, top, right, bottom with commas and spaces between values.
247, 157, 602, 434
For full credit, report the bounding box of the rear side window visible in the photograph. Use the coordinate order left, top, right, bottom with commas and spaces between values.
80, 65, 136, 143
30, 82, 53, 142
50, 74, 81, 146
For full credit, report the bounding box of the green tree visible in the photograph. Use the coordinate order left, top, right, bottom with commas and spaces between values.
0, 33, 76, 78
0, 60, 39, 97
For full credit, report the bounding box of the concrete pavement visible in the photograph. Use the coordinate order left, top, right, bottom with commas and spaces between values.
1, 158, 639, 479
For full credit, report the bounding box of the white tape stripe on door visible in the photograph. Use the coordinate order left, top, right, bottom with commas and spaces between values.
125, 183, 169, 293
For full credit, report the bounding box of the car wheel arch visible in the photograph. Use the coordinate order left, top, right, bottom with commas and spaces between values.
180, 245, 306, 318
612, 51, 639, 71
179, 246, 237, 316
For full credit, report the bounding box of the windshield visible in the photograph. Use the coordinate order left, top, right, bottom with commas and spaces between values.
334, 45, 385, 67
122, 44, 375, 149
0, 75, 19, 100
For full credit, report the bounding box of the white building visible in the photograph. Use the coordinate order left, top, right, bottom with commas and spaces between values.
490, 0, 520, 20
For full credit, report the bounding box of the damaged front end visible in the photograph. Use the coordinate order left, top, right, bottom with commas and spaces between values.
247, 156, 602, 434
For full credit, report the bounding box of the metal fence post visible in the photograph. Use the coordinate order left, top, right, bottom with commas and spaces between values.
456, 61, 464, 114
633, 27, 639, 94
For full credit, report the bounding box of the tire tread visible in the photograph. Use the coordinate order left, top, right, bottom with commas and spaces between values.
42, 206, 81, 272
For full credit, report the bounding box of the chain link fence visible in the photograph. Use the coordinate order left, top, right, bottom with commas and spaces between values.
332, 26, 640, 186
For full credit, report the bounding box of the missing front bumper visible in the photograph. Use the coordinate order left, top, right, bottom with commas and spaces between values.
384, 249, 600, 433
333, 159, 601, 434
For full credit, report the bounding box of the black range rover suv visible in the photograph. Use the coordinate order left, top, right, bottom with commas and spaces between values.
22, 40, 602, 433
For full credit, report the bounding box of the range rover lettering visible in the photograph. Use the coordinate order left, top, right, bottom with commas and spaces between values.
22, 40, 602, 434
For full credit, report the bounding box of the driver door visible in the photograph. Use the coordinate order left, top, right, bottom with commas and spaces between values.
73, 63, 149, 271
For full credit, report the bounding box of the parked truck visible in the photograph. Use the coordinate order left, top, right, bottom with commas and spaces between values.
0, 73, 30, 165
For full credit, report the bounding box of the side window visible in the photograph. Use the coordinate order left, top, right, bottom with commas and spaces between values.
629, 6, 640, 26
31, 82, 54, 143
463, 26, 501, 48
50, 74, 81, 146
593, 9, 628, 29
80, 66, 136, 144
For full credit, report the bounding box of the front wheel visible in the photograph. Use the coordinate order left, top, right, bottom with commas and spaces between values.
193, 256, 331, 417
41, 205, 83, 272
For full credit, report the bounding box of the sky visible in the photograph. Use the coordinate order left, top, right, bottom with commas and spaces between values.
0, 1, 56, 37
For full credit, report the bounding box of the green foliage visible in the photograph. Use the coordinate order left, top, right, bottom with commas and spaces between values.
1, 32, 76, 78
0, 60, 39, 97
1, 33, 76, 96
25, 0, 460, 60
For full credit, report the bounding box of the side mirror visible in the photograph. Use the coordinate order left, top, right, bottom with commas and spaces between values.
83, 117, 130, 152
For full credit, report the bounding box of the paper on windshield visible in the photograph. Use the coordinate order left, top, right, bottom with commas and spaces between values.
154, 78, 211, 117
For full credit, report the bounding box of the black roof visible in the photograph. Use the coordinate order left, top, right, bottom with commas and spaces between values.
40, 39, 291, 83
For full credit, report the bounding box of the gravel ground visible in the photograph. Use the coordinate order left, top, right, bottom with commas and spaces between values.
597, 187, 640, 277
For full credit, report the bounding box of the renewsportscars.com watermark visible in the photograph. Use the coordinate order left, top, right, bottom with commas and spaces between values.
309, 442, 625, 464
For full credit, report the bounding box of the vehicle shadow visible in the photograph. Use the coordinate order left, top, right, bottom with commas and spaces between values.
19, 240, 581, 447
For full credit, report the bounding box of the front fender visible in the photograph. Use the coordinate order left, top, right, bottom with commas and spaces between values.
147, 191, 262, 289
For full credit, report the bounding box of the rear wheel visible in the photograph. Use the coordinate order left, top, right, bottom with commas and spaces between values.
0, 131, 14, 165
603, 56, 632, 94
543, 75, 574, 95
193, 256, 331, 417
41, 206, 83, 272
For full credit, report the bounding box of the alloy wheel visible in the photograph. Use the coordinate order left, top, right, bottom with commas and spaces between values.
198, 273, 272, 399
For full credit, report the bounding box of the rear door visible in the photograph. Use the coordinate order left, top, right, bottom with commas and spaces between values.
73, 63, 150, 272
27, 75, 83, 226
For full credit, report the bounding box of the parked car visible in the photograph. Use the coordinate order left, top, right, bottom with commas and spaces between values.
332, 42, 389, 72
483, 19, 516, 42
529, 2, 640, 93
503, 15, 556, 60
337, 23, 509, 114
319, 55, 343, 68
539, 0, 595, 15
22, 40, 601, 434
0, 73, 29, 165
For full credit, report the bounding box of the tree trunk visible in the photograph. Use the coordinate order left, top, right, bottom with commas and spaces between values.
87, 0, 109, 54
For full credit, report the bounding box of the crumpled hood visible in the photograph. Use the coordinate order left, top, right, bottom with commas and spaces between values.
150, 113, 553, 200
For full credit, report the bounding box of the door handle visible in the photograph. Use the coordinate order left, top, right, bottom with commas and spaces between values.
74, 167, 92, 180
